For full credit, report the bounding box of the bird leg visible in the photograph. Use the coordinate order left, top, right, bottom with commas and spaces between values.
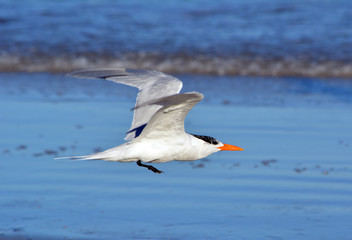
137, 160, 163, 174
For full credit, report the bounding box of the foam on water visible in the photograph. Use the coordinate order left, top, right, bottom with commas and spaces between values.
2, 53, 352, 78
1, 0, 352, 78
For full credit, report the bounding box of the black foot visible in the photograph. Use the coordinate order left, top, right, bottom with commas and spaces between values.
137, 160, 163, 174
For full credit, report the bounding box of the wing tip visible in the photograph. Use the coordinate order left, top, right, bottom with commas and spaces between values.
184, 91, 204, 100
67, 68, 129, 79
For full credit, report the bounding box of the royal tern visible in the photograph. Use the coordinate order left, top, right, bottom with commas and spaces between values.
60, 68, 243, 173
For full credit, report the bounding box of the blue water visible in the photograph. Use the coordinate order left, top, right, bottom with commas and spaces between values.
2, 2, 352, 238
1, 0, 352, 76
1, 73, 352, 239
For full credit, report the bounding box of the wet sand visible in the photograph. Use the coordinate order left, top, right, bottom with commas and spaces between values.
1, 73, 352, 239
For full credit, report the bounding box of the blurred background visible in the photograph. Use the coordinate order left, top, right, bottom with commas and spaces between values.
1, 0, 352, 77
1, 1, 352, 240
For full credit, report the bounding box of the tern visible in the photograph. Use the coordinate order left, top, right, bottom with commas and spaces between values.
61, 69, 243, 173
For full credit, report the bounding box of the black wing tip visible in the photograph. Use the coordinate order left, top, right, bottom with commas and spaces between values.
99, 74, 128, 79
67, 69, 129, 79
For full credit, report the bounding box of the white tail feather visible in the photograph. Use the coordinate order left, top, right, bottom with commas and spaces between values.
54, 155, 94, 161
54, 143, 136, 162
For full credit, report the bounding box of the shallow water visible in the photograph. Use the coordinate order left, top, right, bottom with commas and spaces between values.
0, 73, 352, 239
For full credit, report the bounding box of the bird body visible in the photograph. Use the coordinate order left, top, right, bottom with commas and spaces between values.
59, 68, 243, 173
81, 133, 218, 163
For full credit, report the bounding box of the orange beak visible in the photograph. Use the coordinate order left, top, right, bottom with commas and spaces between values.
218, 144, 244, 151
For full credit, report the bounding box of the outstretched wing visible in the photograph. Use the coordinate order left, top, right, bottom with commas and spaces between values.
137, 92, 203, 139
69, 68, 183, 140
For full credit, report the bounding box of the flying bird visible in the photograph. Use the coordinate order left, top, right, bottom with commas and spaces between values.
60, 69, 243, 173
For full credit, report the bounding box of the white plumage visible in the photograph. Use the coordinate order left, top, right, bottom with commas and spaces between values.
59, 68, 243, 173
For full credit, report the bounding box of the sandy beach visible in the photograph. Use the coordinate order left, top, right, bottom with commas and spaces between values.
1, 73, 351, 239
